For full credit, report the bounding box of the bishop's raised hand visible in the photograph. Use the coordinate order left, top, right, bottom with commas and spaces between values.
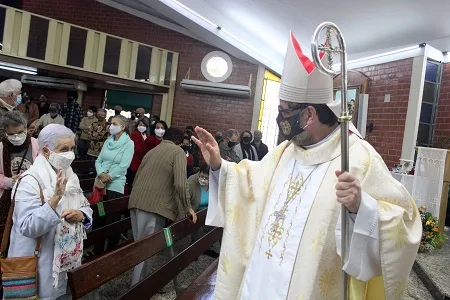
192, 126, 222, 171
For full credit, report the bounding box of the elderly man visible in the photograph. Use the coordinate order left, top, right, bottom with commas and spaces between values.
0, 79, 22, 138
193, 32, 421, 300
251, 130, 269, 160
219, 129, 240, 163
128, 127, 196, 294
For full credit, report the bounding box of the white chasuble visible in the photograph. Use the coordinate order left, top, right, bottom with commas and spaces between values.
206, 129, 422, 300
240, 159, 330, 300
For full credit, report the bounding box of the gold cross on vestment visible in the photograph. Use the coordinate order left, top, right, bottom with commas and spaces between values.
265, 250, 272, 259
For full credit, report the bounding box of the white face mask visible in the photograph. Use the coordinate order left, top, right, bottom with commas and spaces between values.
155, 128, 165, 137
48, 150, 75, 170
87, 111, 94, 117
137, 126, 147, 133
109, 124, 122, 136
7, 132, 27, 146
198, 177, 209, 186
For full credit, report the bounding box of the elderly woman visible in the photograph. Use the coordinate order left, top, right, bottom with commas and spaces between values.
7, 124, 93, 300
96, 115, 134, 199
95, 115, 133, 251
0, 111, 39, 223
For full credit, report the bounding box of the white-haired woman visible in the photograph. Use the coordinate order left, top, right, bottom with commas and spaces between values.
8, 124, 93, 300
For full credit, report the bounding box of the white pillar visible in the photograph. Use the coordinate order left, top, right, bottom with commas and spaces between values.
399, 56, 427, 170
251, 65, 266, 132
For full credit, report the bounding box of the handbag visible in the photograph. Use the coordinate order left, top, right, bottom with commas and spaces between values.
0, 174, 44, 299
88, 178, 106, 205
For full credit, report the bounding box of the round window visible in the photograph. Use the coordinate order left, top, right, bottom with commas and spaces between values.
201, 51, 233, 82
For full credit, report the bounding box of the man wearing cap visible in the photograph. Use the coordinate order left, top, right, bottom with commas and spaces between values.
193, 32, 421, 300
0, 79, 23, 138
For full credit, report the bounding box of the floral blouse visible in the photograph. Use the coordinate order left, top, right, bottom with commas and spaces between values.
87, 121, 109, 157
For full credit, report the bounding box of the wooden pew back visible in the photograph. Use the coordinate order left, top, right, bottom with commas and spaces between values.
68, 209, 221, 299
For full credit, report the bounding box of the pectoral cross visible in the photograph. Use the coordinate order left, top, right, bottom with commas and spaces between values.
265, 250, 272, 259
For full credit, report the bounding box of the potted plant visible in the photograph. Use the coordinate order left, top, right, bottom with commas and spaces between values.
419, 205, 448, 252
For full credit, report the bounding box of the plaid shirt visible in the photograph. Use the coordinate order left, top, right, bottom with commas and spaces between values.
60, 101, 83, 132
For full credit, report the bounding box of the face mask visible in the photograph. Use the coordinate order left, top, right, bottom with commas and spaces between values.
87, 111, 94, 117
50, 113, 58, 118
198, 177, 209, 186
155, 128, 165, 137
228, 141, 236, 148
114, 110, 121, 115
97, 116, 105, 121
14, 95, 22, 106
48, 150, 75, 170
109, 124, 123, 135
276, 109, 308, 140
7, 132, 27, 146
137, 126, 147, 133
242, 136, 251, 144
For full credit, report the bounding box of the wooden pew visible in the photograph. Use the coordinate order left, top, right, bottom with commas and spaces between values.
79, 178, 95, 193
176, 259, 218, 300
72, 160, 96, 180
84, 197, 131, 259
68, 209, 223, 299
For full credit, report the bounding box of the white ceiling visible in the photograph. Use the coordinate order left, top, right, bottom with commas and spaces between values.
99, 0, 450, 74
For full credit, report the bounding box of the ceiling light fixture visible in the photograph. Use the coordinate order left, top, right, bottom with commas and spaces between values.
0, 62, 37, 75
333, 45, 420, 67
161, 0, 220, 29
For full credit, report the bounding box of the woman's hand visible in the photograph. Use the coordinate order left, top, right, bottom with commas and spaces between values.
192, 127, 221, 170
188, 208, 197, 224
54, 170, 68, 200
61, 209, 85, 224
98, 173, 112, 183
49, 170, 68, 210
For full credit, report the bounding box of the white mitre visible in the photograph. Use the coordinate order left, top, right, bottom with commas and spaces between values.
279, 31, 361, 137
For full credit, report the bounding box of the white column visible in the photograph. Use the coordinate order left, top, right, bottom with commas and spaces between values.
251, 65, 266, 131
400, 56, 427, 170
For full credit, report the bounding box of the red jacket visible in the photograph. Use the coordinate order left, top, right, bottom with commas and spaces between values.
129, 130, 149, 172
145, 135, 162, 152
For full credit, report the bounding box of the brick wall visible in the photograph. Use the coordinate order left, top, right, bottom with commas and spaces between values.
434, 63, 450, 143
22, 0, 258, 134
354, 59, 413, 168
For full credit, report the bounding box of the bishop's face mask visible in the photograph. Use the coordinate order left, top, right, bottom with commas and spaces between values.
276, 108, 308, 140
